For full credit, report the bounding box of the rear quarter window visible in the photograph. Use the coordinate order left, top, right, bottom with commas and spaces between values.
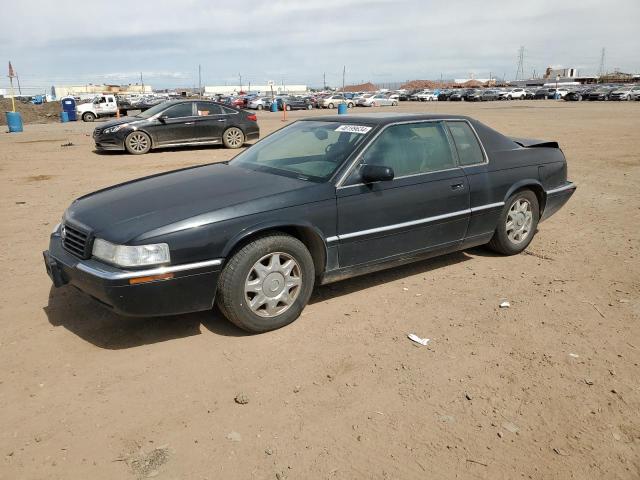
446, 121, 485, 166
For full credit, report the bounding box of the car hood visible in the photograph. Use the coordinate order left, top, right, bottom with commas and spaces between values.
64, 163, 332, 244
95, 116, 142, 128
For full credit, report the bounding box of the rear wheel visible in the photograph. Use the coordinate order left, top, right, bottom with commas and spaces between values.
286, 104, 291, 111
216, 234, 315, 333
328, 103, 334, 109
82, 112, 96, 122
222, 127, 245, 149
257, 105, 263, 110
487, 190, 539, 255
124, 131, 151, 154
307, 104, 313, 110
392, 101, 398, 106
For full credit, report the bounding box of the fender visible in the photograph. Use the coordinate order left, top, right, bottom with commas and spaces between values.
503, 179, 546, 213
221, 220, 330, 272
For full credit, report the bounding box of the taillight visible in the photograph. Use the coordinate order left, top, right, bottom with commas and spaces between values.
246, 113, 257, 121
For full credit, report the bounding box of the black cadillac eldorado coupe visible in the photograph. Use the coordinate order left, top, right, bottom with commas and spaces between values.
44, 113, 576, 332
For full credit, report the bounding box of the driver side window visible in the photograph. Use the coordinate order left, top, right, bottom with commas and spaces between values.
360, 122, 455, 179
163, 103, 194, 119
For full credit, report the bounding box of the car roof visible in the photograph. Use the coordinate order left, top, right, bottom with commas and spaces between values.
302, 113, 474, 125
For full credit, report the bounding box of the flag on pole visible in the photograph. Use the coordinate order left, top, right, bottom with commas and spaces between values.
8, 61, 15, 78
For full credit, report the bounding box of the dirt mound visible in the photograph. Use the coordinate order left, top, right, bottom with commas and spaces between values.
401, 80, 439, 90
0, 99, 62, 125
340, 82, 377, 92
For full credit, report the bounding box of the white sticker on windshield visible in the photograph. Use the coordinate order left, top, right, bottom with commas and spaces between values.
335, 125, 372, 134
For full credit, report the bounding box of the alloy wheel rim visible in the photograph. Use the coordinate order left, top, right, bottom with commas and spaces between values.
225, 128, 243, 147
244, 252, 302, 318
128, 133, 148, 152
506, 198, 533, 244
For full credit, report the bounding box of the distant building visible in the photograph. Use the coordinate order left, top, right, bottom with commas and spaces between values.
204, 84, 308, 96
51, 84, 153, 100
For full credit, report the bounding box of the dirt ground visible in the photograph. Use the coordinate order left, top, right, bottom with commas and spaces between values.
0, 101, 638, 480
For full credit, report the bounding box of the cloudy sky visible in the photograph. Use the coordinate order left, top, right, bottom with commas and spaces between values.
1, 0, 638, 92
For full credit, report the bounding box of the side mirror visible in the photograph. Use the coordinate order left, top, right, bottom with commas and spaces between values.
158, 114, 168, 122
361, 164, 394, 183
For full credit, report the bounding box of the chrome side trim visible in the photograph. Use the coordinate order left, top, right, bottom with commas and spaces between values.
470, 202, 504, 212
331, 209, 469, 242
546, 182, 576, 195
326, 200, 505, 243
76, 258, 223, 280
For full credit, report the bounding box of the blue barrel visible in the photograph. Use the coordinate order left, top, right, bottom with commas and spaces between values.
338, 103, 348, 114
60, 111, 69, 123
5, 111, 24, 132
270, 100, 278, 112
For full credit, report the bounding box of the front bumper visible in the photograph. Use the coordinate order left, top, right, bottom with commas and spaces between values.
93, 130, 127, 151
44, 234, 223, 317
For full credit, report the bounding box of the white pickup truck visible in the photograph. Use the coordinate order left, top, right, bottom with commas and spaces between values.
77, 94, 118, 122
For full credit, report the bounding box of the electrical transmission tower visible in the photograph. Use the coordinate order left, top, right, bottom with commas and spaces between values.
597, 48, 606, 77
515, 46, 525, 81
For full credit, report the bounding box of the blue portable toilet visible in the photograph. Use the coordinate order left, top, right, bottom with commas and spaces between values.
61, 97, 77, 121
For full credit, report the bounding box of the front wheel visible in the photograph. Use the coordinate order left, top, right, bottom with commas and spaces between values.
216, 234, 315, 333
124, 131, 151, 154
257, 105, 263, 110
286, 105, 291, 111
328, 103, 334, 109
307, 104, 313, 110
222, 127, 245, 149
82, 112, 96, 122
487, 190, 539, 255
392, 101, 398, 106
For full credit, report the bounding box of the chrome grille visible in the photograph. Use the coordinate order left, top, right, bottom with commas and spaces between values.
62, 223, 92, 259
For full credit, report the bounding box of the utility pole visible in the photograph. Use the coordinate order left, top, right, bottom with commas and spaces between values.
342, 65, 345, 92
140, 72, 144, 93
323, 72, 326, 91
239, 73, 242, 92
16, 71, 22, 95
515, 46, 525, 81
198, 64, 201, 97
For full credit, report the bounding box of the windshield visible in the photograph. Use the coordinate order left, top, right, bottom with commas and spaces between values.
135, 100, 172, 118
230, 121, 372, 182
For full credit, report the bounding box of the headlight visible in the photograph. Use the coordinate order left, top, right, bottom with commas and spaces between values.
52, 222, 61, 234
103, 124, 128, 134
92, 239, 170, 268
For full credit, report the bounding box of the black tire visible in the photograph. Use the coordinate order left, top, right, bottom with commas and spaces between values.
124, 131, 151, 155
222, 127, 245, 149
307, 104, 313, 110
328, 103, 334, 109
82, 112, 96, 122
216, 233, 315, 333
257, 105, 263, 110
286, 105, 291, 111
392, 101, 398, 106
487, 190, 539, 255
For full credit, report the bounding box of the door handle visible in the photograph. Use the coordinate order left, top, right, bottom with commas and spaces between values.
450, 183, 465, 190
217, 119, 226, 122
184, 122, 194, 125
